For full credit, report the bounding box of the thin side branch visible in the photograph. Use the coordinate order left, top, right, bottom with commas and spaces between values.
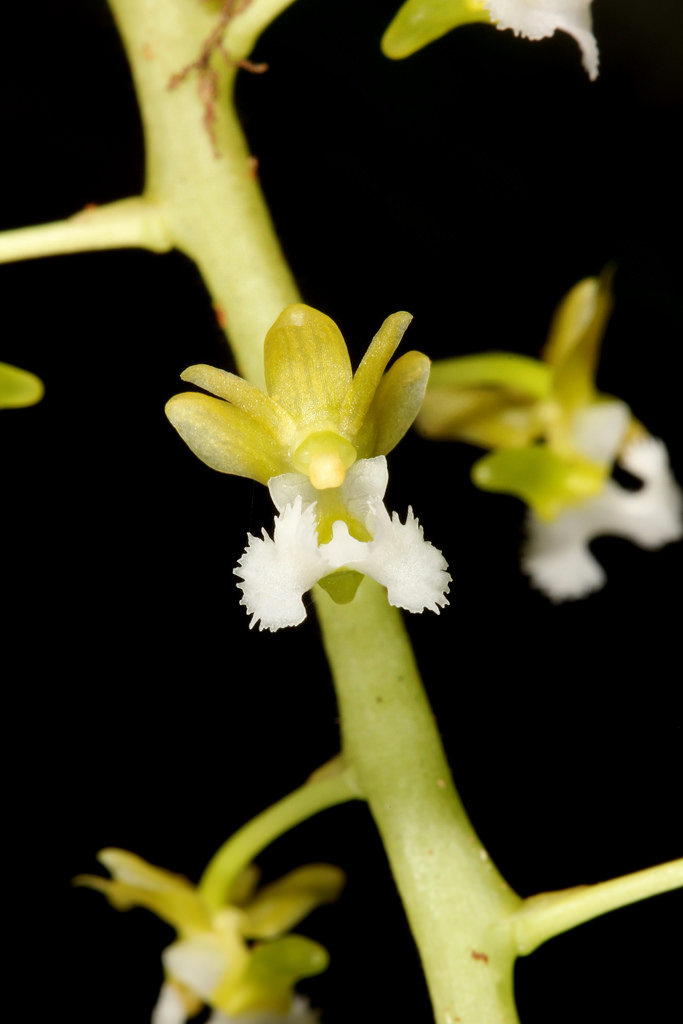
0, 197, 172, 265
197, 756, 361, 912
507, 857, 683, 955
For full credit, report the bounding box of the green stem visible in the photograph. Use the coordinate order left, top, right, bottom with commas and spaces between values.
508, 857, 683, 956
198, 759, 360, 912
314, 578, 523, 1024
0, 197, 171, 264
108, 0, 301, 388
224, 0, 300, 61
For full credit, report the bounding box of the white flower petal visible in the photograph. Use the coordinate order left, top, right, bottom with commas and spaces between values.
162, 939, 227, 1003
611, 437, 683, 548
484, 0, 598, 79
268, 472, 316, 513
234, 497, 325, 631
267, 456, 389, 516
522, 436, 682, 601
522, 511, 606, 602
569, 401, 630, 466
337, 456, 389, 522
336, 499, 451, 613
151, 983, 188, 1024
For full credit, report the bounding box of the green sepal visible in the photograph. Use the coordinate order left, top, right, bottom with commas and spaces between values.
181, 363, 296, 440
428, 352, 552, 398
340, 311, 413, 439
472, 446, 606, 520
242, 864, 345, 940
264, 305, 352, 430
382, 0, 491, 60
229, 935, 330, 1014
0, 360, 44, 408
316, 569, 365, 604
357, 349, 431, 457
542, 269, 614, 417
419, 353, 551, 448
165, 392, 289, 484
72, 848, 211, 934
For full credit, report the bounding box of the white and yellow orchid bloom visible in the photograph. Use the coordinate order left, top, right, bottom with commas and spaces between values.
75, 849, 344, 1023
382, 0, 599, 80
418, 273, 682, 599
167, 305, 450, 629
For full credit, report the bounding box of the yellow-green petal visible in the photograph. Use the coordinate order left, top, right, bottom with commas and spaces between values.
382, 0, 490, 59
0, 360, 44, 408
428, 352, 552, 398
340, 311, 413, 439
73, 848, 211, 933
223, 936, 330, 1015
417, 385, 546, 448
241, 864, 345, 940
181, 364, 296, 442
263, 305, 352, 430
165, 392, 289, 484
472, 446, 606, 520
357, 350, 431, 457
542, 271, 614, 416
418, 353, 552, 448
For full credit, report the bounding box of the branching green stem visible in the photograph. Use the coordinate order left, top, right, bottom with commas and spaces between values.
5, 2, 677, 1021
507, 857, 683, 956
198, 758, 360, 912
224, 0, 300, 61
0, 197, 171, 264
108, 0, 302, 388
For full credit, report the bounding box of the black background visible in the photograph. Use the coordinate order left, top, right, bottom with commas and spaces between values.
1, 2, 681, 1023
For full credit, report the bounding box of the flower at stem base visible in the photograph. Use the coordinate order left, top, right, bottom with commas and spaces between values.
382, 0, 599, 80
166, 305, 449, 626
75, 850, 344, 1023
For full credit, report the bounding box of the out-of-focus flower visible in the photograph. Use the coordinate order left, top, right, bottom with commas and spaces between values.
167, 305, 450, 628
417, 273, 682, 599
382, 0, 599, 80
520, 435, 682, 602
0, 360, 43, 408
75, 849, 344, 1023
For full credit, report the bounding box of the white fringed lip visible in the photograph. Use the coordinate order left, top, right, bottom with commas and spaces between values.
523, 437, 683, 602
234, 457, 451, 631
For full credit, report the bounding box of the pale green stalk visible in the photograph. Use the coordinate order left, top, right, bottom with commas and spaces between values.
315, 578, 523, 1023
109, 0, 301, 388
0, 198, 171, 263
198, 760, 360, 912
224, 0, 300, 59
509, 858, 683, 955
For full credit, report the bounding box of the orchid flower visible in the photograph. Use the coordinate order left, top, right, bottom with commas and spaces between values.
382, 0, 599, 80
75, 849, 344, 1024
166, 305, 450, 630
417, 273, 682, 600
